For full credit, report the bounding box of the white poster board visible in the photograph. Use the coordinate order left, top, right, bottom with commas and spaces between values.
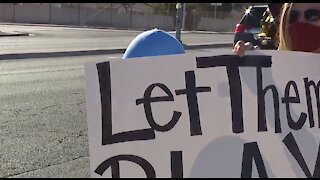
85, 50, 320, 178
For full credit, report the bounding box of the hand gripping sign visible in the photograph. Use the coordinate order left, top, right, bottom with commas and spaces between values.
85, 49, 320, 178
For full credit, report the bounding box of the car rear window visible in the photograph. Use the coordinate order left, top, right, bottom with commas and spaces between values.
239, 6, 268, 27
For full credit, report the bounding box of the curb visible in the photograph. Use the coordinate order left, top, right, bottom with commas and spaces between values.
184, 31, 235, 35
0, 43, 233, 60
0, 49, 126, 60
0, 32, 30, 37
185, 43, 233, 50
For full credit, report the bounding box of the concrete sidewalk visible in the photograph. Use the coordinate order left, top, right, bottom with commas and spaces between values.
0, 23, 234, 60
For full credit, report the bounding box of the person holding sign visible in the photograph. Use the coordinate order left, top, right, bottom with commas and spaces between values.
234, 3, 320, 57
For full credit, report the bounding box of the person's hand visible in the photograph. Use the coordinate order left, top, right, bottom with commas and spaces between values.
233, 40, 260, 57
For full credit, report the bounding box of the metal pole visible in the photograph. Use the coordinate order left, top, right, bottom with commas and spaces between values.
49, 3, 51, 24
130, 3, 133, 28
215, 4, 217, 19
78, 3, 81, 25
175, 3, 183, 43
110, 3, 113, 26
13, 3, 15, 23
182, 3, 186, 30
193, 13, 195, 30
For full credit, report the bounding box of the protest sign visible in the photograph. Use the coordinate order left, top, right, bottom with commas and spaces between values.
85, 49, 320, 178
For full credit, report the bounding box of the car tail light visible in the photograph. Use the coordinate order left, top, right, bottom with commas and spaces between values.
235, 24, 252, 33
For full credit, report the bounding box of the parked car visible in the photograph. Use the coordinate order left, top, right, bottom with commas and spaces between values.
234, 4, 278, 49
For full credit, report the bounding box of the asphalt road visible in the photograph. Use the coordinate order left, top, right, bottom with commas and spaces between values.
0, 56, 92, 178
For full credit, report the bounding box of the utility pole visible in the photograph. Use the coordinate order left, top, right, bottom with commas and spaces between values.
182, 3, 186, 30
175, 3, 183, 43
215, 4, 217, 19
12, 3, 15, 23
49, 3, 52, 24
129, 3, 133, 28
78, 3, 81, 25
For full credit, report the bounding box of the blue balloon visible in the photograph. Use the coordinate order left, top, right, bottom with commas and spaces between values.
122, 28, 185, 59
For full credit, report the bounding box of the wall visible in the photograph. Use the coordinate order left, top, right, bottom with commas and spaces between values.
0, 3, 175, 30
51, 5, 79, 25
0, 3, 239, 32
197, 17, 239, 32
14, 4, 50, 24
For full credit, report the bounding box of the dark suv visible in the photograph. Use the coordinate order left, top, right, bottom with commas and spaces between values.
234, 5, 278, 49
